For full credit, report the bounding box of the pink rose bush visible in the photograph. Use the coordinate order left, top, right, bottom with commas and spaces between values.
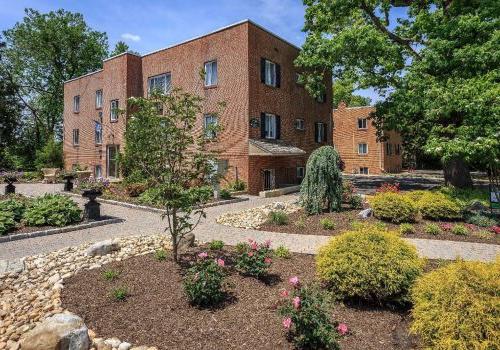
278, 277, 340, 349
235, 239, 273, 277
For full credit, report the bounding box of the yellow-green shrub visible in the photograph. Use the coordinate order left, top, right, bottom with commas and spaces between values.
403, 190, 428, 203
417, 192, 462, 220
316, 224, 424, 305
411, 259, 500, 349
370, 192, 418, 223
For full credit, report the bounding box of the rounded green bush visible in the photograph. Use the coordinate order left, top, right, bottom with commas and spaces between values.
417, 192, 462, 220
411, 259, 500, 349
0, 196, 27, 222
370, 192, 418, 223
316, 224, 424, 305
23, 194, 81, 227
0, 211, 16, 235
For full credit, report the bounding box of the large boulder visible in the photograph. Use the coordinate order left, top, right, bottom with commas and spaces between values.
178, 233, 195, 251
85, 239, 120, 257
19, 313, 90, 350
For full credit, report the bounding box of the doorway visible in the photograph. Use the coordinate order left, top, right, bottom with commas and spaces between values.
263, 169, 275, 191
106, 145, 119, 178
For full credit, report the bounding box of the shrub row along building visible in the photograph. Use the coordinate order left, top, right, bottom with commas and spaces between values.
63, 20, 402, 195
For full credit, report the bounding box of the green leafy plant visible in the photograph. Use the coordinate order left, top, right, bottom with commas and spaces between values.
411, 259, 499, 349
183, 252, 226, 307
424, 223, 441, 235
209, 240, 224, 250
417, 192, 463, 221
228, 179, 246, 191
235, 240, 273, 278
137, 186, 164, 206
370, 192, 418, 223
235, 242, 248, 254
154, 249, 168, 261
112, 287, 129, 301
466, 214, 497, 228
23, 194, 81, 227
102, 269, 120, 281
219, 189, 231, 200
316, 224, 424, 305
279, 281, 340, 350
0, 196, 27, 221
300, 146, 343, 214
399, 223, 415, 235
274, 245, 291, 259
350, 220, 363, 230
349, 194, 363, 209
320, 217, 335, 230
0, 211, 16, 235
451, 224, 469, 236
268, 211, 289, 225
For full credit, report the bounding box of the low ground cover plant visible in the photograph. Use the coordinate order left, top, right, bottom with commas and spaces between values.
399, 223, 415, 235
112, 287, 129, 301
268, 211, 289, 225
235, 239, 273, 277
320, 217, 335, 230
451, 224, 469, 236
209, 240, 224, 250
370, 192, 418, 223
0, 211, 16, 235
154, 249, 168, 261
0, 196, 27, 221
274, 245, 291, 259
23, 194, 81, 227
411, 259, 499, 349
466, 214, 497, 227
316, 224, 424, 305
219, 189, 231, 200
183, 252, 227, 307
102, 269, 120, 281
424, 223, 441, 235
416, 192, 462, 220
227, 179, 246, 191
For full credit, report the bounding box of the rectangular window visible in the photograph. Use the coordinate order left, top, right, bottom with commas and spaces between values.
359, 167, 369, 175
204, 114, 218, 139
95, 90, 103, 109
358, 143, 368, 155
95, 120, 103, 144
358, 118, 367, 129
72, 129, 79, 146
261, 58, 280, 87
73, 95, 80, 113
107, 145, 119, 178
315, 122, 326, 143
264, 113, 277, 139
94, 165, 102, 178
147, 73, 171, 95
296, 166, 305, 179
295, 118, 305, 130
110, 100, 119, 122
204, 60, 218, 86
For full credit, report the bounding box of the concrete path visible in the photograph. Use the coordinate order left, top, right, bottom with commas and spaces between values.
0, 184, 498, 263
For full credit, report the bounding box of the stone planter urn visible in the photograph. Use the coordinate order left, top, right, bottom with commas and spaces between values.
63, 174, 75, 192
4, 176, 17, 195
81, 189, 103, 220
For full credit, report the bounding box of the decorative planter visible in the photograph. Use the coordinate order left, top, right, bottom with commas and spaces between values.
82, 189, 103, 220
4, 177, 17, 195
76, 170, 92, 181
63, 174, 75, 192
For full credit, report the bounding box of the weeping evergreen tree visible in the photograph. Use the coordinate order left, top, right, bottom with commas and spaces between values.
300, 146, 343, 215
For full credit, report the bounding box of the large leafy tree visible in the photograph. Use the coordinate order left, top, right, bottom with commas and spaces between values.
297, 0, 499, 188
2, 8, 108, 150
332, 80, 371, 107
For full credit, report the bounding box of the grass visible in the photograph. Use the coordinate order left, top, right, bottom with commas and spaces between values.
102, 269, 120, 281
112, 287, 129, 301
154, 249, 168, 261
209, 240, 224, 250
268, 211, 289, 225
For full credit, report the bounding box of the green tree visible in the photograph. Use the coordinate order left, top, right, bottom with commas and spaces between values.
300, 146, 343, 215
34, 137, 63, 170
110, 41, 129, 56
2, 8, 108, 151
332, 80, 371, 108
123, 88, 224, 262
297, 0, 499, 188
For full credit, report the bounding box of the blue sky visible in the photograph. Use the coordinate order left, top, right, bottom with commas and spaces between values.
0, 0, 391, 102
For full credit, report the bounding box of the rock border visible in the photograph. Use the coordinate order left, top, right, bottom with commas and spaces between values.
0, 217, 124, 244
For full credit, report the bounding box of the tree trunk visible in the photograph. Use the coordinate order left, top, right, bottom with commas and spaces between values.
172, 210, 178, 262
443, 157, 473, 188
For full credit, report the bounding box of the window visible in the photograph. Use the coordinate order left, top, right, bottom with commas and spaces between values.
204, 60, 218, 86
72, 129, 79, 146
95, 90, 103, 109
94, 165, 102, 178
359, 167, 369, 175
110, 100, 119, 121
264, 113, 277, 139
395, 144, 401, 155
295, 118, 305, 130
296, 167, 305, 179
358, 143, 368, 155
357, 118, 367, 129
147, 73, 171, 95
95, 120, 103, 144
386, 143, 393, 156
204, 114, 218, 139
107, 145, 119, 178
73, 95, 80, 113
261, 58, 280, 87
315, 122, 326, 143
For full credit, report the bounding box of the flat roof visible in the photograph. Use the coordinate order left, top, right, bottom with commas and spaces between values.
65, 19, 300, 84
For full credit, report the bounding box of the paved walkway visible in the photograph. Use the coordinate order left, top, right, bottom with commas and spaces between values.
0, 184, 498, 262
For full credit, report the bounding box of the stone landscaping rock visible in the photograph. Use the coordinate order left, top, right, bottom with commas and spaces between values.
85, 240, 120, 257
358, 208, 373, 219
118, 342, 131, 350
19, 313, 89, 350
178, 233, 195, 251
104, 338, 121, 348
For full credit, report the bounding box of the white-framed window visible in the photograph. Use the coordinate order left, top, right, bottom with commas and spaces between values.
357, 118, 368, 129
110, 99, 119, 122
264, 59, 276, 87
147, 73, 171, 95
72, 129, 79, 146
296, 166, 305, 179
359, 167, 369, 175
264, 113, 277, 139
95, 90, 103, 109
204, 114, 218, 139
358, 143, 368, 155
204, 60, 218, 86
95, 120, 102, 144
73, 95, 80, 113
295, 118, 305, 130
94, 165, 102, 178
315, 122, 326, 143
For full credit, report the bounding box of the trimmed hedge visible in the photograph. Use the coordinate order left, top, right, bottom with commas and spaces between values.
23, 194, 81, 227
370, 192, 418, 223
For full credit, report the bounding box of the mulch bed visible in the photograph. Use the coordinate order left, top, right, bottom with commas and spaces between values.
259, 209, 500, 244
61, 246, 420, 350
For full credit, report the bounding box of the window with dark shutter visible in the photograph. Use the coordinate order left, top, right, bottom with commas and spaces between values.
276, 115, 281, 139
314, 123, 319, 143
276, 64, 281, 88
260, 113, 266, 138
260, 58, 266, 83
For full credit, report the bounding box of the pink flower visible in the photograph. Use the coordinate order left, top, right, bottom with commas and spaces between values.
248, 252, 254, 257
197, 252, 208, 259
282, 317, 292, 329
250, 241, 259, 250
292, 296, 301, 309
279, 289, 289, 298
337, 323, 348, 336
264, 257, 272, 264
216, 258, 225, 267
289, 276, 300, 287
440, 223, 453, 231
264, 239, 272, 248
490, 226, 500, 234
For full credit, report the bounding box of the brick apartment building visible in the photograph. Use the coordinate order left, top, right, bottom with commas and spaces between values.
63, 20, 332, 195
332, 102, 402, 175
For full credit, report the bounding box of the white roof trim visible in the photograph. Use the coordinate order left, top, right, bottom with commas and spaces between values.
64, 69, 103, 84
103, 51, 141, 62
333, 105, 374, 111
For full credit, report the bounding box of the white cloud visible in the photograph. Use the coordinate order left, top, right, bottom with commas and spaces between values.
121, 33, 141, 42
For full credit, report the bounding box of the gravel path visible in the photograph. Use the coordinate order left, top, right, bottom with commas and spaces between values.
1, 184, 498, 263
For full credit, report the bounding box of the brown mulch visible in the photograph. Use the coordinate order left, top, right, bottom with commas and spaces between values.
259, 209, 500, 245
61, 246, 419, 350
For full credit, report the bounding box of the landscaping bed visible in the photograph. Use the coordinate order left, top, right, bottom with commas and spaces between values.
61, 246, 419, 350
